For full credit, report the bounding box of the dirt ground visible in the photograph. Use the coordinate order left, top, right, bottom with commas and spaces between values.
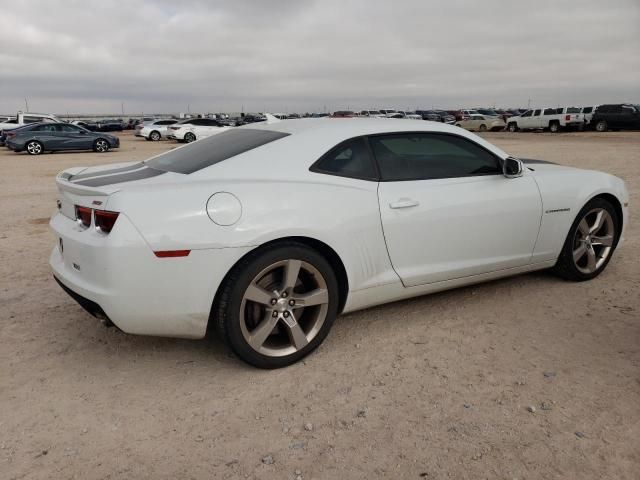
1, 130, 639, 480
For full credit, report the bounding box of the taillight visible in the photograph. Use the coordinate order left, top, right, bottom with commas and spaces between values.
154, 250, 191, 258
6, 132, 16, 138
566, 114, 571, 121
75, 205, 92, 228
95, 210, 119, 233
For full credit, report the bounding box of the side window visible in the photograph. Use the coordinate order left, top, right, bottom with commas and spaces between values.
311, 137, 377, 181
533, 109, 541, 116
583, 107, 593, 113
189, 119, 203, 126
33, 124, 59, 132
543, 108, 555, 115
369, 133, 501, 182
60, 124, 83, 133
521, 111, 532, 117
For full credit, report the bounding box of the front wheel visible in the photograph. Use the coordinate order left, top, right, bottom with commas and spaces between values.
508, 123, 518, 132
184, 132, 196, 143
26, 140, 43, 155
549, 121, 560, 133
214, 242, 339, 368
479, 124, 487, 132
93, 139, 110, 152
149, 130, 161, 141
595, 120, 608, 132
553, 198, 619, 281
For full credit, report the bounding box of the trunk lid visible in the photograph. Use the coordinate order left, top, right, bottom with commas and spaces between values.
55, 161, 172, 219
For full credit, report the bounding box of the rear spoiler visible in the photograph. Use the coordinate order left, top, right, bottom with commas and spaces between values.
56, 172, 117, 196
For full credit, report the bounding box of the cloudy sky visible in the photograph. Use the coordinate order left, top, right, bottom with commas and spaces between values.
1, 0, 638, 115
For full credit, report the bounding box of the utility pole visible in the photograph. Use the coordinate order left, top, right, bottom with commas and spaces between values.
24, 97, 29, 112
121, 102, 124, 116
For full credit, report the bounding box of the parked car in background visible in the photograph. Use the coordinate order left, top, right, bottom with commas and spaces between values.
166, 118, 228, 142
5, 122, 119, 155
455, 109, 480, 120
507, 107, 584, 133
475, 108, 501, 118
49, 118, 629, 368
234, 114, 267, 126
71, 120, 98, 131
360, 110, 385, 118
379, 109, 397, 116
416, 110, 456, 124
0, 112, 63, 133
580, 106, 596, 126
591, 104, 640, 132
310, 113, 330, 118
331, 111, 357, 118
455, 114, 506, 132
135, 119, 178, 141
387, 111, 422, 120
95, 119, 124, 132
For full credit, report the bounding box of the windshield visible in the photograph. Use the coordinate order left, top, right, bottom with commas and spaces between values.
145, 128, 290, 174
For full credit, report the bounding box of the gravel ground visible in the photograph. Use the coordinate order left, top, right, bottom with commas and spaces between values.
1, 130, 638, 480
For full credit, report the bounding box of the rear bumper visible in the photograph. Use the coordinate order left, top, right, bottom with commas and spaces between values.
49, 211, 253, 339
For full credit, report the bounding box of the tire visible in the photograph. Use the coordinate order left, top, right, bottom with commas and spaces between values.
214, 242, 339, 368
479, 124, 487, 132
508, 123, 518, 132
184, 132, 196, 143
26, 140, 43, 155
552, 198, 620, 281
549, 121, 560, 133
595, 120, 607, 132
93, 139, 110, 153
149, 130, 161, 141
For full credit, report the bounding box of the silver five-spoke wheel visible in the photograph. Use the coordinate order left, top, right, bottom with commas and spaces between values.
240, 259, 329, 357
572, 208, 614, 274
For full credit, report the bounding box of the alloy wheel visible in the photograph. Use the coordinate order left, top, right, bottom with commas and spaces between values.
572, 208, 614, 274
239, 259, 329, 357
27, 141, 42, 155
150, 131, 160, 141
95, 140, 109, 152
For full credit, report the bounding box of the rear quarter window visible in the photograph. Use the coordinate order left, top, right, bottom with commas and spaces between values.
145, 128, 290, 174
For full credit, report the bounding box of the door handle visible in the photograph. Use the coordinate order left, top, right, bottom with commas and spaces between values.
389, 198, 419, 209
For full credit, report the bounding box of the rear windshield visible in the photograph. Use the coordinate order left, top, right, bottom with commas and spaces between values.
566, 107, 580, 113
145, 128, 289, 174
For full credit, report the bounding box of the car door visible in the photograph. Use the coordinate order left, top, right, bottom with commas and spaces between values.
373, 132, 543, 287
31, 124, 62, 149
518, 110, 533, 128
58, 124, 93, 149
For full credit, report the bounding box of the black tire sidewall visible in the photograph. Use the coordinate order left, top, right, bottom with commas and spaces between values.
556, 198, 620, 281
219, 243, 339, 368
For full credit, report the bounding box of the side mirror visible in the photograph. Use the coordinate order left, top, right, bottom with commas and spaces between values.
503, 156, 523, 178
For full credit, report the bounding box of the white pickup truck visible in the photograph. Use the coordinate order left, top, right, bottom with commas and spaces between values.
0, 112, 63, 133
506, 107, 585, 133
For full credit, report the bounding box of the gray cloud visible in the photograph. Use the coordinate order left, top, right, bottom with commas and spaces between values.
0, 0, 638, 114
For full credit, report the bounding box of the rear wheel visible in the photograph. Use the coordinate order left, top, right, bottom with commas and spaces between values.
184, 132, 196, 143
508, 123, 518, 132
549, 121, 560, 133
479, 124, 487, 132
26, 140, 43, 155
93, 139, 110, 152
595, 120, 608, 132
214, 242, 339, 368
553, 198, 619, 281
149, 130, 161, 141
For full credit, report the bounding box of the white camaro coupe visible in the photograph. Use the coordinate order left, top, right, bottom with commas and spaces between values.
50, 118, 629, 368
